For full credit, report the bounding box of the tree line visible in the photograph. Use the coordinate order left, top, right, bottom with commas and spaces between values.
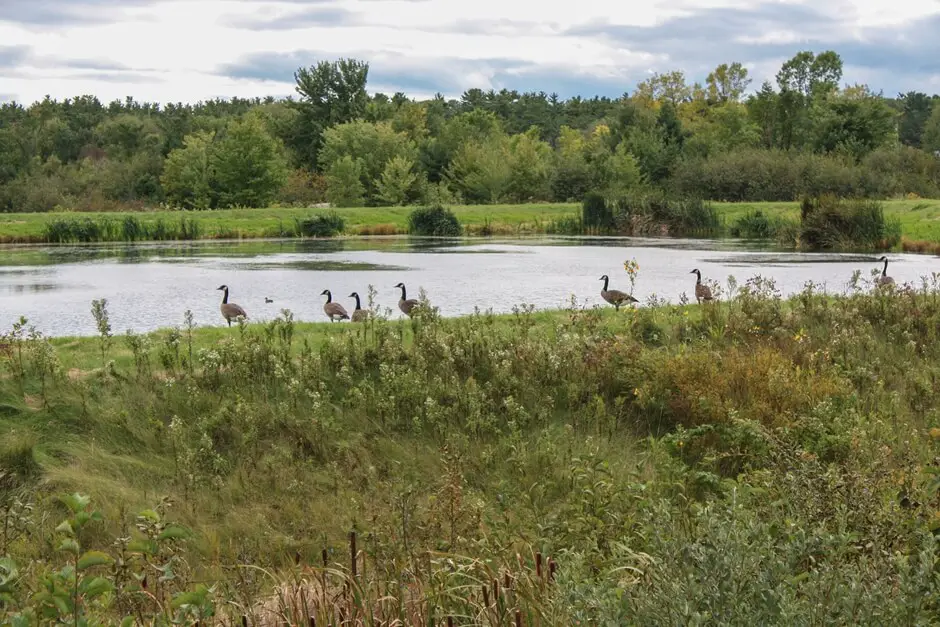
1, 50, 939, 213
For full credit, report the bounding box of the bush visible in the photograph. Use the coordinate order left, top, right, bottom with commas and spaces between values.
609, 191, 720, 236
297, 212, 345, 237
277, 168, 328, 207
407, 203, 462, 236
799, 194, 901, 250
729, 210, 798, 241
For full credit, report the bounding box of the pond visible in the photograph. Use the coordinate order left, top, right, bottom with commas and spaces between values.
0, 236, 934, 338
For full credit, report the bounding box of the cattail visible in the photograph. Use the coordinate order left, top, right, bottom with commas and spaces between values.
447, 617, 454, 627
549, 559, 557, 581
350, 530, 358, 578
482, 584, 490, 608
515, 609, 522, 627
322, 548, 328, 567
295, 550, 302, 565
309, 617, 316, 627
504, 572, 511, 589
536, 553, 542, 578
242, 616, 248, 627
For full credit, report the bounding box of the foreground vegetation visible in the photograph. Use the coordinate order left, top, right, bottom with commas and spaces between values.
2, 266, 940, 624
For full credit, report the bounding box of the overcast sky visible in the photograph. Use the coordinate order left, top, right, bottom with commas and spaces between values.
1, 0, 939, 106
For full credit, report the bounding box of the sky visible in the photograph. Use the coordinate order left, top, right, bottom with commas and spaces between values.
1, 0, 939, 107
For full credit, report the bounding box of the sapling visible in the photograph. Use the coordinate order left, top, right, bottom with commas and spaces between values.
90, 298, 113, 369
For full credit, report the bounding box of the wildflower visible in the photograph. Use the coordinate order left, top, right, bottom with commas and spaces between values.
930, 427, 940, 440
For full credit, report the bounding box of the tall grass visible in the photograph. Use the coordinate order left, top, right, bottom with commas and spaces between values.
3, 272, 940, 623
43, 215, 203, 243
799, 194, 901, 250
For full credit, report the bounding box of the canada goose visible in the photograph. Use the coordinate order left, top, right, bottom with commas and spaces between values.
598, 274, 638, 311
349, 292, 369, 322
394, 282, 419, 317
690, 269, 714, 303
320, 289, 349, 322
265, 297, 273, 303
217, 285, 248, 326
876, 256, 895, 286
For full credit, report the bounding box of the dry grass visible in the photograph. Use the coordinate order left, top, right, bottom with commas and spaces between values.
901, 236, 940, 255
353, 223, 403, 236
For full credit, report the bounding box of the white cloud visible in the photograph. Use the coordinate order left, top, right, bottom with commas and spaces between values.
0, 0, 939, 104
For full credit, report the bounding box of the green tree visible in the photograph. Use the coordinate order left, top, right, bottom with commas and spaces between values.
506, 128, 553, 201
776, 50, 843, 99
160, 130, 216, 209
318, 120, 417, 204
706, 62, 752, 103
603, 142, 644, 196
375, 155, 421, 205
897, 92, 933, 147
212, 116, 289, 208
634, 71, 692, 106
94, 114, 162, 159
924, 104, 940, 153
325, 155, 366, 207
446, 137, 511, 203
551, 126, 592, 201
813, 90, 898, 158
291, 58, 370, 169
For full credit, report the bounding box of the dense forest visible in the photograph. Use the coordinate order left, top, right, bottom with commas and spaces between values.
1, 49, 940, 213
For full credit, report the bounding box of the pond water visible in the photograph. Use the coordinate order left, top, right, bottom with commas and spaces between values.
0, 236, 935, 338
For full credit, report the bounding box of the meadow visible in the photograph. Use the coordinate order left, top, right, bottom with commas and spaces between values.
2, 267, 940, 625
0, 198, 939, 246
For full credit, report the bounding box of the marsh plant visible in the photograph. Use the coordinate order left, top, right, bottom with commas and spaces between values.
3, 264, 940, 623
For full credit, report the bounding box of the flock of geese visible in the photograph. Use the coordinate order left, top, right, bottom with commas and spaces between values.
216, 282, 419, 326
215, 256, 897, 326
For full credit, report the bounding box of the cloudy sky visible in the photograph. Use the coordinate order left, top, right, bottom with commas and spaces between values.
1, 0, 939, 106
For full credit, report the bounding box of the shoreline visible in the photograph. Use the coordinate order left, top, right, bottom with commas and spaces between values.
0, 198, 939, 246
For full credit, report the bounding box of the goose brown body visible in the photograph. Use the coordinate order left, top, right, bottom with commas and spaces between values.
349, 292, 369, 322
876, 256, 895, 286
690, 269, 713, 303
599, 274, 638, 311
394, 282, 419, 317
321, 289, 349, 322
217, 285, 248, 326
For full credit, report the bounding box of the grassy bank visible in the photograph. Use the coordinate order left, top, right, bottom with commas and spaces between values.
0, 203, 580, 244
0, 198, 938, 246
3, 271, 940, 625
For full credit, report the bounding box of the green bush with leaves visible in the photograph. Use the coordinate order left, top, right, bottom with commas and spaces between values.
297, 212, 345, 237
799, 194, 901, 250
407, 203, 462, 236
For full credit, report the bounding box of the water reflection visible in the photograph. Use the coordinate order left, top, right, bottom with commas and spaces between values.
0, 237, 935, 337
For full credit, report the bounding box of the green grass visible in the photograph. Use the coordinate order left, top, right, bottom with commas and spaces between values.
0, 203, 581, 243
4, 273, 940, 624
3, 199, 940, 246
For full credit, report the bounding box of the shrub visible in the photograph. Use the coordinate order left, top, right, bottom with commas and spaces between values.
610, 191, 720, 236
581, 191, 614, 232
799, 194, 901, 250
297, 212, 345, 238
277, 168, 327, 207
730, 210, 799, 241
407, 203, 462, 236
